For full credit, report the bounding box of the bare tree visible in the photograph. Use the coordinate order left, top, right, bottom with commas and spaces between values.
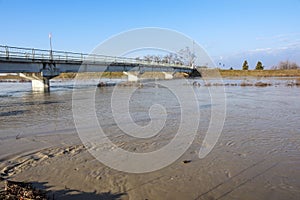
144, 55, 152, 62
275, 60, 299, 69
177, 47, 196, 67
136, 46, 197, 67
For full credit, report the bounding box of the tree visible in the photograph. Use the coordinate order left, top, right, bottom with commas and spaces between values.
178, 47, 196, 67
275, 60, 299, 69
255, 61, 264, 70
242, 60, 249, 70
136, 46, 197, 67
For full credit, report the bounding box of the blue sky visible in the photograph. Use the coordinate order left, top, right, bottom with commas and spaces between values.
1, 0, 300, 68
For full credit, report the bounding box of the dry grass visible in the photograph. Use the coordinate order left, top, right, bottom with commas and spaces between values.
220, 69, 300, 77
56, 72, 123, 79
56, 72, 186, 79
55, 70, 300, 78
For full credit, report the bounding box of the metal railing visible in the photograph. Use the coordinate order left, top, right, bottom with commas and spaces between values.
0, 45, 192, 69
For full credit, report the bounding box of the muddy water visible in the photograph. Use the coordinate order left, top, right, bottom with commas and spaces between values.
0, 78, 299, 199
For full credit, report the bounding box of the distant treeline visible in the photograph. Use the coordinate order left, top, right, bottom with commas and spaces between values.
271, 60, 299, 70
239, 60, 299, 70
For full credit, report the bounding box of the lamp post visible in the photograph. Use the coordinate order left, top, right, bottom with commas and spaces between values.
49, 33, 53, 60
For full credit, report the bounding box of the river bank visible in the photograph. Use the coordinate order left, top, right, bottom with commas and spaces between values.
1, 69, 300, 81
219, 69, 300, 77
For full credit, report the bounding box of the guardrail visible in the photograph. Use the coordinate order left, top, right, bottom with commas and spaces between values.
0, 45, 192, 69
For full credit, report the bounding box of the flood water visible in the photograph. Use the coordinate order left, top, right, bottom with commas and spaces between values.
0, 78, 299, 199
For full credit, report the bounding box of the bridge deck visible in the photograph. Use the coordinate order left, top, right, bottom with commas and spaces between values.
0, 45, 193, 74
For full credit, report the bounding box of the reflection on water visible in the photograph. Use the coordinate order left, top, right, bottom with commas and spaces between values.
0, 78, 300, 199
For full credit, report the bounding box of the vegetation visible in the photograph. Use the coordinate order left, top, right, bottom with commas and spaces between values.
56, 72, 123, 79
136, 47, 196, 67
272, 60, 299, 70
220, 69, 300, 77
255, 61, 264, 70
242, 60, 249, 70
56, 72, 188, 79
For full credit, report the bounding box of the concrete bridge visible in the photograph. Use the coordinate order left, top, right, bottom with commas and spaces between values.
0, 45, 199, 91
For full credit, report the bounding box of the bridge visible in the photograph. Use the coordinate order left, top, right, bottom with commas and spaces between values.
0, 45, 199, 91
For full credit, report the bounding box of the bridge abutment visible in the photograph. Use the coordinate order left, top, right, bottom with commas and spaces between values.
162, 72, 175, 79
123, 71, 141, 82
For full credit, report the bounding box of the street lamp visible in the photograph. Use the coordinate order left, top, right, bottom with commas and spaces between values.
49, 33, 53, 60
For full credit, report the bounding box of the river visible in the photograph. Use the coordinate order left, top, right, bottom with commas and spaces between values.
0, 77, 299, 199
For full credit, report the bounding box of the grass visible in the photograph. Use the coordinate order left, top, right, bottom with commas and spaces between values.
56, 72, 187, 79
219, 69, 300, 77
55, 72, 123, 79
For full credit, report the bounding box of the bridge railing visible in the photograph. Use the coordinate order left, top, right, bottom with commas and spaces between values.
0, 45, 191, 69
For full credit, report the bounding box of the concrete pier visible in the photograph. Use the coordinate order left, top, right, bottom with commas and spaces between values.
19, 73, 54, 92
31, 78, 50, 92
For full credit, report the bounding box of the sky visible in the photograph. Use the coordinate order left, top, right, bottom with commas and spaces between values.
1, 0, 300, 69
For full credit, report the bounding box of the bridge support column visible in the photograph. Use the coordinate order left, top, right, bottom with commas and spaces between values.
162, 72, 175, 80
123, 71, 140, 82
19, 72, 55, 92
31, 78, 50, 92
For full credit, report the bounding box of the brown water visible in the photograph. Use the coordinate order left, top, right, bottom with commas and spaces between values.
0, 78, 299, 199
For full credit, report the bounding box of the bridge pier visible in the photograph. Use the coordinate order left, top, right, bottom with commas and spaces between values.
31, 78, 50, 92
19, 73, 51, 92
19, 65, 60, 92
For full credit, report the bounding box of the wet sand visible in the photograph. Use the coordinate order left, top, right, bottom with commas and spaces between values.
0, 129, 299, 200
